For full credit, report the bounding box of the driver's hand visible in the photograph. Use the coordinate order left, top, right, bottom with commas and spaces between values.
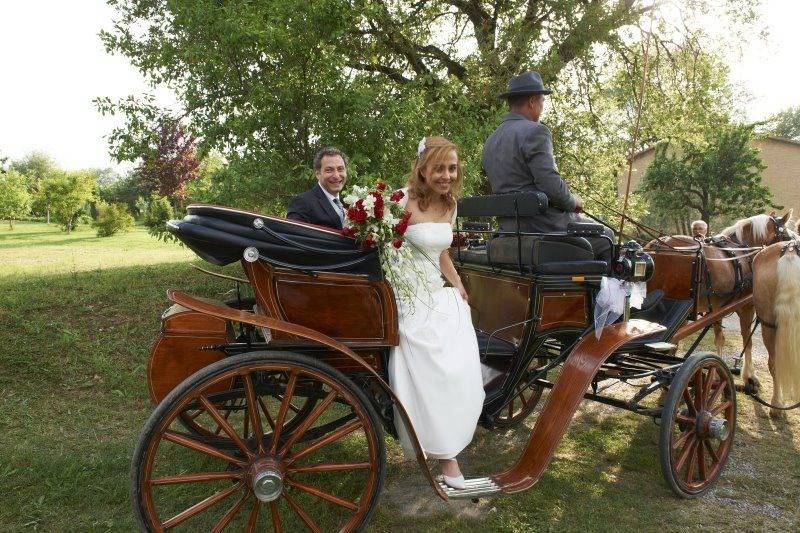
573, 194, 584, 213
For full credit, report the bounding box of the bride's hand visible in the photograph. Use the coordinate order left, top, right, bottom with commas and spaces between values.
457, 284, 469, 302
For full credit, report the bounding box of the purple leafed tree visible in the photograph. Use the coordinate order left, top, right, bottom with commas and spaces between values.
138, 120, 200, 199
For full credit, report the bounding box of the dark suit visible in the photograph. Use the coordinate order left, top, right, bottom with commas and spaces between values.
286, 184, 344, 230
483, 112, 613, 260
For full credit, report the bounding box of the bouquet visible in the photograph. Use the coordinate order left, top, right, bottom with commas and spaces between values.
341, 181, 416, 303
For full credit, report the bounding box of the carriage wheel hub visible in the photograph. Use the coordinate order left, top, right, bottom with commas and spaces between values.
697, 411, 729, 441
249, 459, 284, 502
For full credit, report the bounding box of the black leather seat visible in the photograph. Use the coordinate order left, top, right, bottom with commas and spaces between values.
456, 235, 607, 275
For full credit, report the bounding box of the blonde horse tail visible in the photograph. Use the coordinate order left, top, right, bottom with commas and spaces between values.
774, 252, 800, 404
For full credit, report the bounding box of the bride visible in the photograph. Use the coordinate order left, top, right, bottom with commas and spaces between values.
389, 136, 485, 489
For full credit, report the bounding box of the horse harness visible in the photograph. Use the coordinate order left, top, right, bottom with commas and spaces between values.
700, 234, 754, 307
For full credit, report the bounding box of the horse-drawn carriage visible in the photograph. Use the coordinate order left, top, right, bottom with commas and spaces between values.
133, 193, 769, 531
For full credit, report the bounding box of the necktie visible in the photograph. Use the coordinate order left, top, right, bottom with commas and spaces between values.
333, 197, 345, 224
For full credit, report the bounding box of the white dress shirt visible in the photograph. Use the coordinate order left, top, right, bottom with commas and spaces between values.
318, 183, 345, 224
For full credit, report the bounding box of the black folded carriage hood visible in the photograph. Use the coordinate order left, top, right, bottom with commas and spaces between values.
167, 204, 381, 277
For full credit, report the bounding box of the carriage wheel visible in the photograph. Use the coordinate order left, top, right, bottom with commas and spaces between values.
178, 371, 320, 439
659, 352, 736, 498
132, 351, 385, 531
492, 379, 544, 429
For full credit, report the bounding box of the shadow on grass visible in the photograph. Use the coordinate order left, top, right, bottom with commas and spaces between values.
0, 235, 106, 250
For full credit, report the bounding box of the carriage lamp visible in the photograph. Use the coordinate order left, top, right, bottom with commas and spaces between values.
613, 241, 654, 283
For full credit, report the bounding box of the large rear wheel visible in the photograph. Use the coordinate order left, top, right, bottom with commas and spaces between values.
659, 352, 736, 498
132, 351, 385, 531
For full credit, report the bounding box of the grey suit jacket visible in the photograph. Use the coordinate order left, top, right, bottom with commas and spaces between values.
483, 112, 579, 233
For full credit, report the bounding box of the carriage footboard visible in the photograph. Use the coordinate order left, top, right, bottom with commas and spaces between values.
491, 319, 665, 494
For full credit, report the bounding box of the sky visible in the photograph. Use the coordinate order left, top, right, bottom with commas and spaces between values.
0, 1, 798, 172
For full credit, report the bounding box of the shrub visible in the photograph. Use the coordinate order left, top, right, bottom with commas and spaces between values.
93, 202, 134, 237
144, 195, 177, 242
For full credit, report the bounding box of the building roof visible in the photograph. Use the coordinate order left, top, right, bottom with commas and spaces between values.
630, 135, 800, 161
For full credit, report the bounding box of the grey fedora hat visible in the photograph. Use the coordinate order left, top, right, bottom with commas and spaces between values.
498, 71, 553, 98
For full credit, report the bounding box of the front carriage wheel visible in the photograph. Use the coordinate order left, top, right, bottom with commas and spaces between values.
659, 352, 736, 498
132, 351, 385, 532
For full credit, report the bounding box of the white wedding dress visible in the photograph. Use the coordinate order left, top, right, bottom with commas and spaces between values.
389, 209, 485, 459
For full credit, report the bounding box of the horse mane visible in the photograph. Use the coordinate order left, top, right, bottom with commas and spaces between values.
719, 214, 771, 243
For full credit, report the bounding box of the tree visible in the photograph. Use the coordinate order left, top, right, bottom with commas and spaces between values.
93, 202, 134, 237
11, 151, 59, 220
144, 195, 176, 242
640, 124, 772, 225
137, 120, 201, 200
765, 106, 800, 141
0, 170, 32, 229
39, 171, 97, 233
98, 0, 760, 211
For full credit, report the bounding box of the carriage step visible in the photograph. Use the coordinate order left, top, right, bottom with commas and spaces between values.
438, 476, 502, 499
645, 342, 677, 352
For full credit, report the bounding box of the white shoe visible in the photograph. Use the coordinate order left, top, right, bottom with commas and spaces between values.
442, 474, 466, 490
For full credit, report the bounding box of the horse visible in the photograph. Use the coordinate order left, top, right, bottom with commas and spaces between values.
752, 234, 800, 418
646, 212, 794, 392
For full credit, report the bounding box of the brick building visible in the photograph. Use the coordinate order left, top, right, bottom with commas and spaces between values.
620, 136, 800, 218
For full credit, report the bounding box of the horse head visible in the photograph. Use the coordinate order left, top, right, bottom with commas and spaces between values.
722, 211, 794, 247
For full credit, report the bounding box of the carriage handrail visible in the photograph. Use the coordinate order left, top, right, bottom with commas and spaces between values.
246, 247, 378, 277
250, 217, 367, 256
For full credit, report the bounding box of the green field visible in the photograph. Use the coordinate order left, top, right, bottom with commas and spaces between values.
0, 222, 798, 531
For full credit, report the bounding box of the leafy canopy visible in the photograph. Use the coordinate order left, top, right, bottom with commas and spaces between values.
0, 170, 32, 229
38, 171, 97, 233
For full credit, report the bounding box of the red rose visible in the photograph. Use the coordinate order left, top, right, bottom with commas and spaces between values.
341, 226, 356, 237
372, 192, 384, 220
375, 181, 387, 191
392, 238, 403, 249
394, 219, 409, 235
362, 234, 376, 248
390, 189, 405, 202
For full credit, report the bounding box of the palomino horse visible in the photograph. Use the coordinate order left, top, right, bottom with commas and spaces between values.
647, 213, 794, 393
752, 234, 800, 418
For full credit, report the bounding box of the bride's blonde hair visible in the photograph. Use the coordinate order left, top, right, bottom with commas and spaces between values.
407, 136, 462, 213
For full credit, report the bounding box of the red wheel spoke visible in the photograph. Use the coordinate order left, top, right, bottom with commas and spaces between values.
287, 478, 359, 511
672, 429, 694, 451
188, 409, 204, 420
684, 440, 699, 485
707, 381, 726, 410
271, 371, 299, 455
284, 490, 322, 533
675, 414, 695, 426
274, 394, 301, 414
711, 400, 733, 416
693, 371, 704, 412
674, 435, 697, 472
288, 419, 363, 464
211, 492, 249, 533
704, 438, 720, 464
245, 499, 260, 533
703, 367, 717, 408
243, 374, 265, 454
279, 390, 338, 456
151, 471, 242, 486
696, 438, 707, 481
508, 397, 514, 419
163, 431, 245, 466
162, 482, 243, 529
200, 396, 253, 458
258, 396, 276, 430
270, 501, 282, 533
682, 389, 697, 416
288, 461, 371, 474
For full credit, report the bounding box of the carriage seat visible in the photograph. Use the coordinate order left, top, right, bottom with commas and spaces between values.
457, 235, 608, 275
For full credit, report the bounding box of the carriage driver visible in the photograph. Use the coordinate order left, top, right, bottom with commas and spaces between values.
483, 71, 615, 262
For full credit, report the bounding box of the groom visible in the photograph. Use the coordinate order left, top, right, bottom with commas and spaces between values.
286, 147, 348, 229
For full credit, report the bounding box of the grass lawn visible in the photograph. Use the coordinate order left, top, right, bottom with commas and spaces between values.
0, 221, 798, 531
